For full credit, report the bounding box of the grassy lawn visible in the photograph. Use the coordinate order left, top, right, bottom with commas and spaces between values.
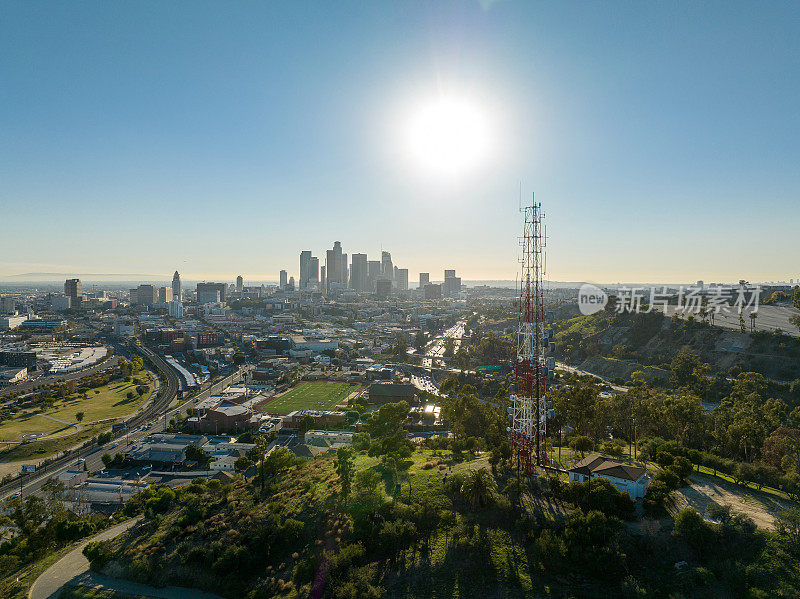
262, 381, 358, 415
0, 423, 106, 464
0, 373, 153, 442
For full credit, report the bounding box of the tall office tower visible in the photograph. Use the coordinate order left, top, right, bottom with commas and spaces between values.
197, 282, 227, 303
419, 273, 430, 288
64, 279, 82, 303
342, 253, 349, 288
309, 256, 320, 289
158, 286, 173, 304
381, 251, 393, 280
424, 283, 442, 300
0, 296, 16, 314
279, 270, 288, 289
367, 260, 381, 292
397, 268, 409, 291
320, 266, 326, 291
376, 278, 392, 299
351, 254, 368, 291
443, 270, 461, 298
288, 276, 295, 290
326, 241, 345, 291
172, 271, 182, 302
236, 275, 243, 293
299, 250, 312, 289
134, 284, 157, 306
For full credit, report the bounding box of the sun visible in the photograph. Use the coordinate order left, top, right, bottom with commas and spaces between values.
404, 94, 492, 178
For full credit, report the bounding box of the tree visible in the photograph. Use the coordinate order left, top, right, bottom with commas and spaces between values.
101, 453, 113, 467
297, 414, 316, 435
670, 456, 693, 482
776, 507, 800, 549
443, 338, 455, 358
233, 352, 247, 366
413, 331, 427, 352
352, 469, 383, 511
791, 314, 800, 336
185, 443, 205, 463
334, 446, 355, 501
75, 411, 84, 423
235, 456, 252, 472
394, 333, 408, 356
460, 468, 497, 510
439, 376, 460, 396
570, 435, 593, 457
672, 507, 713, 552
365, 401, 413, 493
257, 447, 302, 493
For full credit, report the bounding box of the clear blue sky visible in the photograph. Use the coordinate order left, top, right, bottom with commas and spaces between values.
1, 1, 798, 284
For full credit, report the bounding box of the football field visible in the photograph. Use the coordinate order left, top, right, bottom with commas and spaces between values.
264, 381, 359, 414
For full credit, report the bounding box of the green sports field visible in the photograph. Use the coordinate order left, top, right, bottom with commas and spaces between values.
264, 381, 359, 415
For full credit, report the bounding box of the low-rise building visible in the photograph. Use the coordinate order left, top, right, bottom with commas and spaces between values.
283, 409, 346, 428
127, 433, 207, 465
0, 314, 28, 330
568, 454, 651, 499
0, 366, 27, 383
369, 381, 416, 404
304, 430, 354, 447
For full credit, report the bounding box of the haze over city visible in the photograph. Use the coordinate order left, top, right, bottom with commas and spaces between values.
2, 2, 799, 284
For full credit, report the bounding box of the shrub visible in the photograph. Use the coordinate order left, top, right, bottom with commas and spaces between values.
670, 456, 694, 481
654, 469, 680, 490
83, 541, 111, 570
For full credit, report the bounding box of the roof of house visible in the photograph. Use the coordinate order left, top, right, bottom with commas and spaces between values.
569, 454, 648, 482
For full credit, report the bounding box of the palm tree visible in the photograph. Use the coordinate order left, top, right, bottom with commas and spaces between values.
461, 468, 497, 510
749, 311, 757, 333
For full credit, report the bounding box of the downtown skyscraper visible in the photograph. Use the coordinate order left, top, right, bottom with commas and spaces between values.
350, 253, 368, 292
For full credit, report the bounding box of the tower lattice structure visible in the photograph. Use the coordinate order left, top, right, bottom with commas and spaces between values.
509, 199, 550, 474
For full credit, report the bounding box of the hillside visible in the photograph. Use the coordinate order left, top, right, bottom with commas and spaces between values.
81, 448, 800, 599
554, 311, 800, 384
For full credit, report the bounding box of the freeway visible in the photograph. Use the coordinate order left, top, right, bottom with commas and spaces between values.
417, 321, 465, 369
555, 361, 630, 393
0, 345, 244, 501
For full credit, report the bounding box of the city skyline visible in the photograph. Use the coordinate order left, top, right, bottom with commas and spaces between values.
2, 2, 799, 283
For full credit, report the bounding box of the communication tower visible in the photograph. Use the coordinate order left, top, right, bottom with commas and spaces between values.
508, 197, 553, 474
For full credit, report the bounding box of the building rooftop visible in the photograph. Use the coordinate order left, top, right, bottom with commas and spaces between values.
569, 454, 648, 482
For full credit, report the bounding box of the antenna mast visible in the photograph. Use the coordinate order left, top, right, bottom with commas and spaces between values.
509, 195, 553, 474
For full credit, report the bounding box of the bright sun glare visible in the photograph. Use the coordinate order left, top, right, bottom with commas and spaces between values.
404, 95, 491, 178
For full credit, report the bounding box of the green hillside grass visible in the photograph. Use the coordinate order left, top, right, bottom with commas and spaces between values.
82, 446, 800, 599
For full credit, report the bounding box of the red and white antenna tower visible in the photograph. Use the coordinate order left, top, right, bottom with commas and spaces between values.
509, 196, 552, 474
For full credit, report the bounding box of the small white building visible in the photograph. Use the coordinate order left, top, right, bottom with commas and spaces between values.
304, 430, 354, 448
568, 454, 651, 499
208, 453, 239, 472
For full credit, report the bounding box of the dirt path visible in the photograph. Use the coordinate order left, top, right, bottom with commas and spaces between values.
673, 471, 792, 530
29, 516, 224, 599
29, 517, 142, 599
